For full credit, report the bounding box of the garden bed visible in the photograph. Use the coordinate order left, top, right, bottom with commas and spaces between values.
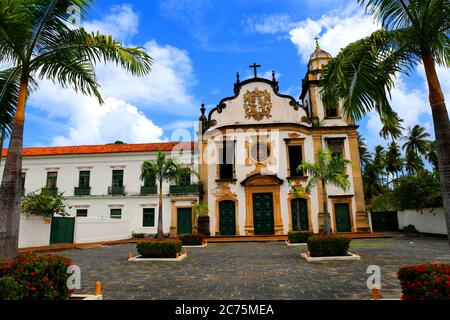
128, 253, 187, 262
301, 252, 361, 262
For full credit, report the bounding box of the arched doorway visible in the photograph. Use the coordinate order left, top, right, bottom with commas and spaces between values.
219, 200, 236, 235
291, 198, 308, 231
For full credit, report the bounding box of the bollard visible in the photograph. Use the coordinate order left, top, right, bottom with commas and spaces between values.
184, 248, 187, 255
95, 281, 102, 296
372, 288, 380, 300
176, 252, 179, 258
128, 253, 133, 260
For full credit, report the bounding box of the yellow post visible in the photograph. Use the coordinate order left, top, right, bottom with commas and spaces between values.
95, 281, 102, 296
184, 248, 187, 255
128, 253, 133, 260
372, 288, 380, 300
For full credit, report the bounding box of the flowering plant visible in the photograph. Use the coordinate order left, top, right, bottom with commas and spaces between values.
21, 189, 68, 217
398, 263, 450, 300
0, 253, 73, 300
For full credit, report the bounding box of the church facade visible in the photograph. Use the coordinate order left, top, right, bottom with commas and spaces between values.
2, 45, 370, 246
197, 44, 370, 235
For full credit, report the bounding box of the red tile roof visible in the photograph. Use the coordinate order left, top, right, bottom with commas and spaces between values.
1, 142, 195, 157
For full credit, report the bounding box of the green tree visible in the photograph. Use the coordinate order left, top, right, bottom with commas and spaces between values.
385, 141, 403, 180
0, 0, 152, 259
21, 189, 68, 218
320, 0, 450, 246
141, 150, 192, 240
373, 145, 388, 185
425, 140, 439, 170
299, 149, 352, 235
379, 111, 404, 140
405, 151, 425, 174
402, 125, 430, 158
357, 133, 372, 169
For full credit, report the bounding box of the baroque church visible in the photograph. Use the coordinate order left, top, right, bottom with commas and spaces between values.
197, 43, 370, 236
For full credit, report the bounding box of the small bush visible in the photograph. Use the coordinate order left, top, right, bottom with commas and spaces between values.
178, 234, 204, 246
0, 253, 72, 300
0, 276, 26, 300
307, 235, 350, 257
398, 263, 450, 300
136, 240, 182, 258
132, 232, 147, 239
288, 231, 314, 243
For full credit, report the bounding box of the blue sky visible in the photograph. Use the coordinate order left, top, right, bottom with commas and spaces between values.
20, 0, 449, 153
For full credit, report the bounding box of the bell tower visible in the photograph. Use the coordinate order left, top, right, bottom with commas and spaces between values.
300, 38, 332, 123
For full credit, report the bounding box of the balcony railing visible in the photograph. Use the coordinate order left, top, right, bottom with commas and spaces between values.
169, 184, 200, 195
41, 187, 58, 196
141, 186, 157, 195
74, 187, 91, 196
108, 186, 125, 195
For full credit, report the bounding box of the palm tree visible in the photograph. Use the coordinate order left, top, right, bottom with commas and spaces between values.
373, 145, 387, 184
402, 125, 430, 158
405, 150, 425, 174
320, 0, 450, 246
141, 150, 192, 240
379, 111, 404, 141
299, 149, 352, 235
363, 160, 384, 202
425, 140, 439, 170
0, 0, 152, 259
385, 141, 403, 180
357, 133, 372, 169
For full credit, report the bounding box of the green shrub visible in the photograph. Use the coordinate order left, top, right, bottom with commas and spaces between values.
178, 234, 204, 246
398, 263, 450, 300
401, 224, 418, 233
307, 235, 350, 257
0, 253, 72, 300
0, 276, 26, 300
136, 240, 182, 258
288, 231, 314, 243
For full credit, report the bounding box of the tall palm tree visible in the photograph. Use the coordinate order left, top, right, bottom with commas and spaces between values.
141, 150, 192, 240
0, 0, 152, 259
385, 141, 403, 180
379, 111, 404, 140
425, 140, 439, 170
373, 145, 387, 184
402, 125, 430, 158
299, 149, 352, 235
320, 0, 450, 246
357, 133, 372, 169
363, 160, 384, 202
405, 150, 425, 174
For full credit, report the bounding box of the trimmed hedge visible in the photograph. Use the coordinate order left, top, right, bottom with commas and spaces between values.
307, 235, 350, 257
0, 253, 72, 300
136, 240, 182, 258
288, 231, 314, 243
398, 263, 450, 300
178, 234, 204, 246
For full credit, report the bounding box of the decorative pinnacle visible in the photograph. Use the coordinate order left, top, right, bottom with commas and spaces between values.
200, 103, 206, 115
236, 72, 240, 83
272, 70, 276, 82
314, 36, 320, 48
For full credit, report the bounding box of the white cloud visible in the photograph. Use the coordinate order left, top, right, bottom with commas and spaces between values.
82, 4, 139, 41
243, 14, 296, 35
289, 9, 380, 62
26, 5, 198, 146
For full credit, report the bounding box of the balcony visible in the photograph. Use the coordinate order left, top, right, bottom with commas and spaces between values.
141, 185, 158, 195
74, 187, 91, 196
108, 186, 125, 196
169, 184, 200, 195
41, 187, 58, 196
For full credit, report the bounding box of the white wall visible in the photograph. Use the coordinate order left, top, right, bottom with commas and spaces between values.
398, 208, 447, 235
19, 215, 51, 248
74, 217, 131, 244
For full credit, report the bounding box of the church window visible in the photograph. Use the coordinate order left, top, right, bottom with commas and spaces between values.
324, 104, 339, 118
327, 139, 345, 158
219, 140, 235, 180
288, 145, 303, 177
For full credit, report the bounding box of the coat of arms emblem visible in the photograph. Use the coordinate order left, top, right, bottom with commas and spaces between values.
243, 88, 272, 121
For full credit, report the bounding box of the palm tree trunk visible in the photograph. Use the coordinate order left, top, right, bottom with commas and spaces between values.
157, 180, 163, 240
0, 126, 5, 169
322, 180, 331, 235
422, 53, 450, 249
0, 77, 28, 260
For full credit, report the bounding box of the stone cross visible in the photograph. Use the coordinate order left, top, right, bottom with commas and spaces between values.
249, 62, 261, 78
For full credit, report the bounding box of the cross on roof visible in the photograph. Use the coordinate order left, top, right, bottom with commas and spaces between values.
314, 36, 320, 47
249, 62, 261, 78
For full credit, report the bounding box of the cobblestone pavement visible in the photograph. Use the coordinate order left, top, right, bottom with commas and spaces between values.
55, 234, 450, 300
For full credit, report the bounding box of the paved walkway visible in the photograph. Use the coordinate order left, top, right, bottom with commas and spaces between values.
55, 234, 450, 300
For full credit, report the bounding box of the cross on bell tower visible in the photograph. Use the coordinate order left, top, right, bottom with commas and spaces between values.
249, 62, 261, 78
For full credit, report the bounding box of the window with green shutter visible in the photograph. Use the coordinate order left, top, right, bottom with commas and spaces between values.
110, 208, 122, 219
143, 208, 155, 227
79, 171, 90, 188
180, 173, 191, 186
112, 170, 124, 187
46, 172, 58, 189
